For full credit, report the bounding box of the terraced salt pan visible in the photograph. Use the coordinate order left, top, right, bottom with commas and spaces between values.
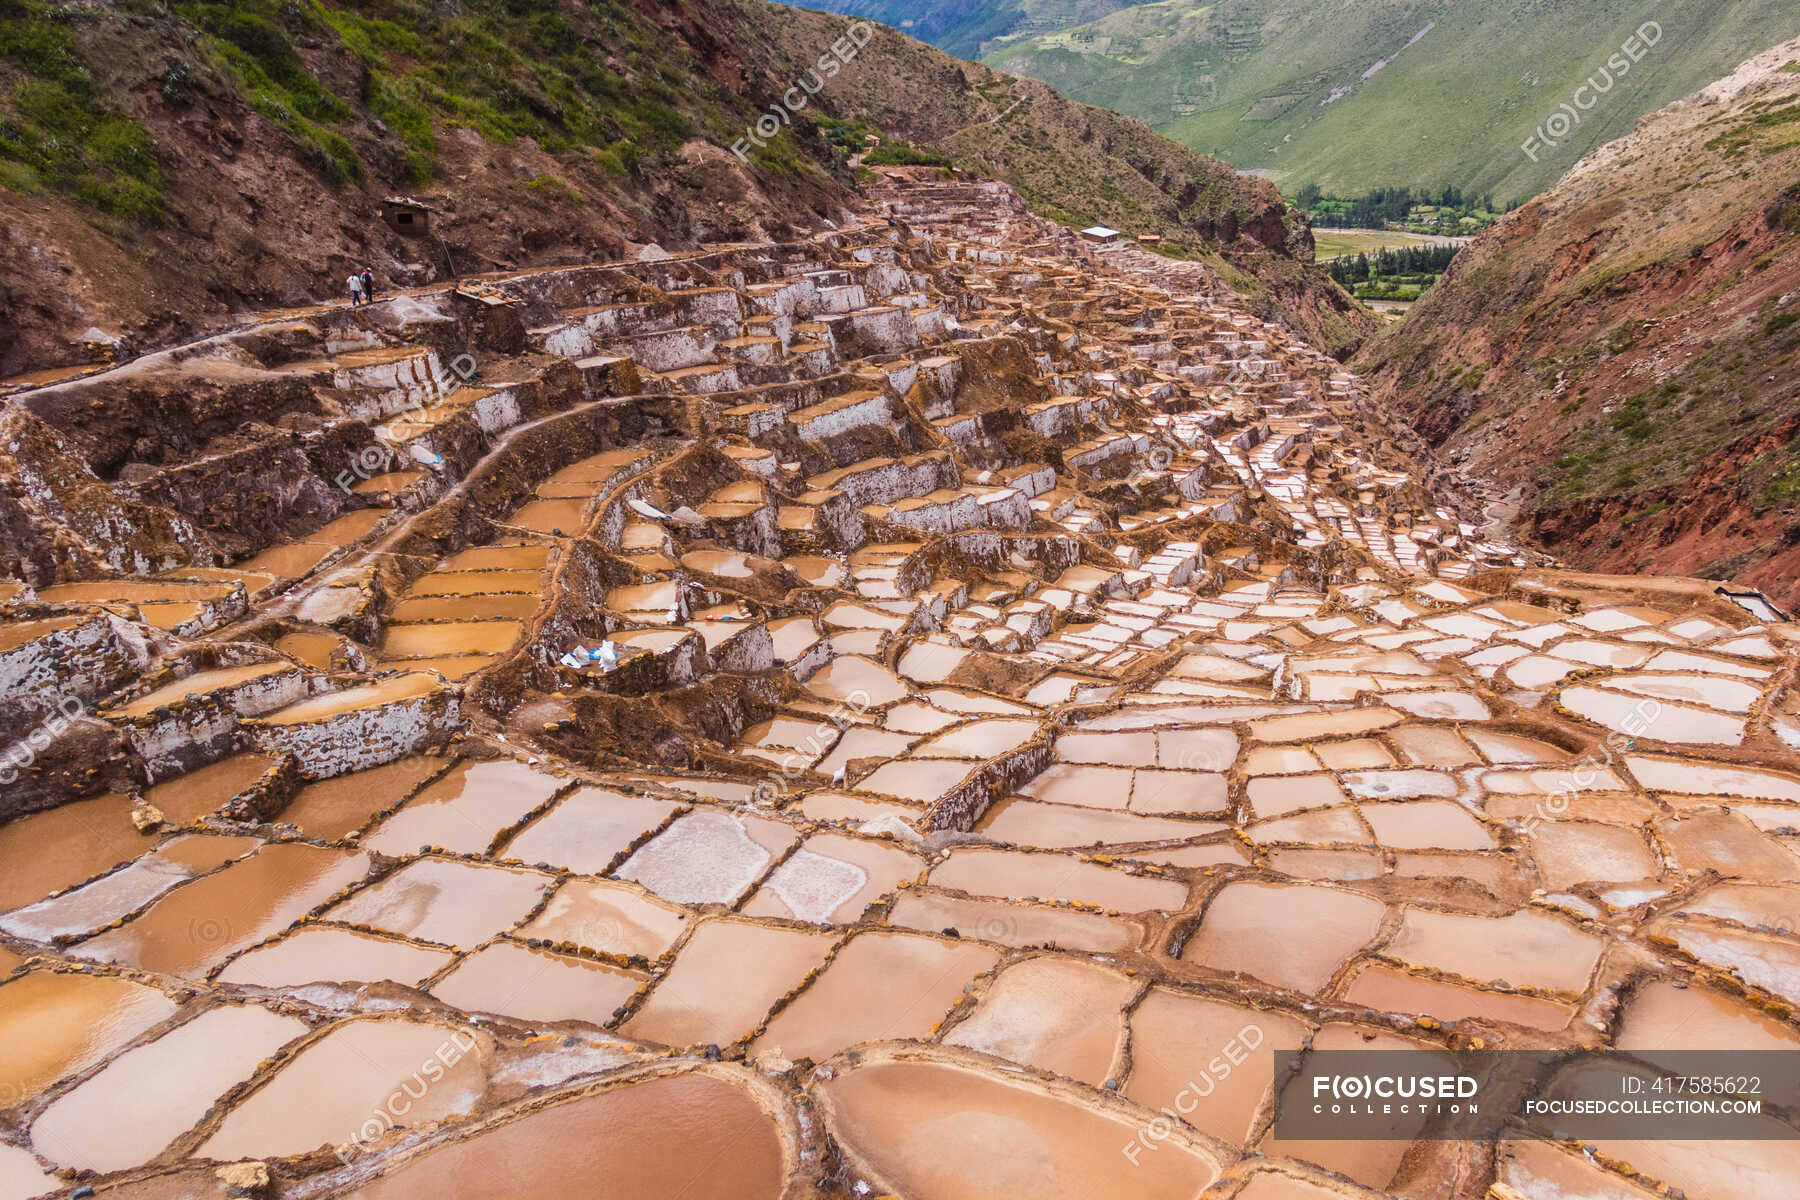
277, 756, 445, 839
977, 797, 1223, 848
1618, 978, 1800, 1057
1656, 810, 1800, 881
518, 878, 690, 959
1125, 988, 1308, 1145
408, 569, 545, 596
1128, 768, 1231, 816
257, 671, 444, 726
1248, 806, 1371, 845
389, 594, 541, 622
199, 1018, 492, 1161
812, 728, 918, 781
1183, 881, 1385, 992
1341, 962, 1573, 1032
1582, 1126, 1800, 1200
1676, 881, 1800, 932
0, 1144, 57, 1199
430, 942, 646, 1025
143, 753, 277, 822
1232, 1170, 1356, 1200
73, 843, 371, 977
1624, 755, 1800, 800
0, 972, 178, 1105
854, 758, 974, 804
1388, 723, 1480, 765
1246, 773, 1346, 818
887, 890, 1137, 953
339, 1071, 786, 1200
927, 847, 1188, 911
621, 918, 834, 1047
381, 621, 525, 658
218, 925, 453, 989
1384, 907, 1602, 993
946, 957, 1135, 1084
1359, 800, 1496, 850
29, 1003, 307, 1172
0, 834, 261, 941
1464, 729, 1565, 763
327, 859, 551, 948
114, 664, 294, 719
1527, 822, 1658, 889
815, 1056, 1222, 1200
613, 809, 797, 905
1314, 738, 1395, 769
1244, 746, 1322, 775
741, 833, 918, 924
1266, 1025, 1455, 1190
911, 717, 1041, 759
807, 654, 910, 706
1266, 846, 1382, 881
1601, 672, 1763, 713
1648, 920, 1800, 1005
797, 790, 924, 830
1495, 1139, 1663, 1200
754, 931, 997, 1061
1562, 685, 1742, 745
360, 759, 563, 856
501, 786, 681, 874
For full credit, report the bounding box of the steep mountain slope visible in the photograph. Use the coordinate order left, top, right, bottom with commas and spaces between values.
784, 0, 1133, 61
968, 0, 1792, 204
0, 0, 1368, 376
735, 2, 1371, 354
1356, 37, 1800, 607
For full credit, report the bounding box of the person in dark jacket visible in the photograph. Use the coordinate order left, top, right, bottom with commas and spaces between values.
360, 268, 376, 304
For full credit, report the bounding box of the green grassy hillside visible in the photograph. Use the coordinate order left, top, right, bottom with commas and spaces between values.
0, 0, 1370, 372
972, 0, 1793, 205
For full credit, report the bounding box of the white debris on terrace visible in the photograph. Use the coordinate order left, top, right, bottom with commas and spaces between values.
0, 173, 1795, 1200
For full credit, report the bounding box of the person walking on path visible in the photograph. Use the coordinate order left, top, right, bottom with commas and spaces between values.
360, 268, 376, 305
347, 273, 363, 306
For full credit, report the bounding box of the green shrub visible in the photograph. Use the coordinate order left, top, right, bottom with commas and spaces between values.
526, 173, 583, 206
0, 34, 168, 227
592, 138, 639, 177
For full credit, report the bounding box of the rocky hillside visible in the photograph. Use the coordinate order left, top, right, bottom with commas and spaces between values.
1357, 36, 1800, 607
0, 0, 1367, 376
735, 2, 1370, 355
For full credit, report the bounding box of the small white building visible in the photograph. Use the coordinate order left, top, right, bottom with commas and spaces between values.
1078, 225, 1120, 244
